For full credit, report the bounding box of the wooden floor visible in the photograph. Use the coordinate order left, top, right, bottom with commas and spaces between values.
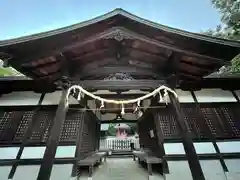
79, 158, 164, 180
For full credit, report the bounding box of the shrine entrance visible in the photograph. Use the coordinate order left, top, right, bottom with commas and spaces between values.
0, 8, 239, 180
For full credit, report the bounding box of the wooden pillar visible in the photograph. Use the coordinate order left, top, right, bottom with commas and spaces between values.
169, 93, 205, 180
8, 93, 45, 179
71, 109, 86, 177
37, 84, 69, 180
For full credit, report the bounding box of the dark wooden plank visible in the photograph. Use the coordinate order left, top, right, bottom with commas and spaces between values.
36, 89, 69, 180
8, 93, 45, 179
169, 93, 205, 180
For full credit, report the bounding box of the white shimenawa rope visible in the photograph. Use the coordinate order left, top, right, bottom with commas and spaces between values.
66, 85, 178, 105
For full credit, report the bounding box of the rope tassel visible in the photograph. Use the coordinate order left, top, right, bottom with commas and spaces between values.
66, 85, 178, 109
100, 100, 104, 109
163, 89, 169, 105
77, 90, 81, 101
158, 91, 163, 103
121, 104, 125, 115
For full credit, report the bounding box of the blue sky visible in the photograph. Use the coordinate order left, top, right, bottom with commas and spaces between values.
0, 0, 221, 40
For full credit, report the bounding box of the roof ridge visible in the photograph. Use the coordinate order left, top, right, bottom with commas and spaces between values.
0, 8, 240, 47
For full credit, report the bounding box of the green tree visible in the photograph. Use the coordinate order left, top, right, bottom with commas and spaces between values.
211, 0, 240, 40
205, 0, 240, 73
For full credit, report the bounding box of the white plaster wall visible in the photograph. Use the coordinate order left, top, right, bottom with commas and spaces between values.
21, 147, 46, 159
164, 143, 185, 155
0, 147, 19, 159
200, 160, 226, 180
175, 89, 194, 103
194, 89, 236, 103
166, 161, 192, 180
0, 91, 41, 106
217, 141, 240, 153
225, 159, 240, 180
13, 165, 40, 180
55, 146, 76, 158
193, 142, 216, 154
0, 166, 12, 180
41, 91, 78, 105
50, 164, 73, 180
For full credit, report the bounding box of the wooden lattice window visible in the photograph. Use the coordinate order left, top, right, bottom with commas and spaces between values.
220, 106, 240, 137
59, 111, 82, 142
157, 108, 180, 138
30, 110, 55, 142
14, 111, 35, 141
0, 111, 23, 141
181, 107, 203, 138
200, 108, 218, 136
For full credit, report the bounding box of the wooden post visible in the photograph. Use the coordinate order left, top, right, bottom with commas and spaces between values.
169, 93, 205, 180
37, 83, 69, 180
71, 109, 85, 177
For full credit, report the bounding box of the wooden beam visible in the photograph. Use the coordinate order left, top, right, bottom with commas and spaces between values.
73, 80, 166, 90
78, 66, 162, 79
36, 88, 69, 180
8, 93, 45, 179
169, 93, 205, 180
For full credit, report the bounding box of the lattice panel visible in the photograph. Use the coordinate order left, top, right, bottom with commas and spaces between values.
59, 110, 83, 142
220, 106, 240, 137
30, 110, 55, 142
0, 111, 23, 141
14, 111, 35, 141
200, 107, 223, 137
181, 107, 203, 138
157, 108, 180, 138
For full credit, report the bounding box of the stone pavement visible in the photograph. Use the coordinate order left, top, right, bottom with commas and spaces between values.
79, 158, 164, 180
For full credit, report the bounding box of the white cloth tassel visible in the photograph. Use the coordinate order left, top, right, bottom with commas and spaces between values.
159, 92, 163, 103
164, 89, 169, 105
137, 100, 140, 107
100, 100, 104, 109
77, 91, 81, 101
121, 104, 125, 115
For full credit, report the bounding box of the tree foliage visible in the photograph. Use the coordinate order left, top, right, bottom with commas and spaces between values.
206, 0, 240, 73
211, 0, 240, 40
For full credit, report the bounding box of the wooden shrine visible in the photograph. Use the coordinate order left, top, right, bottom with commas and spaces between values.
0, 8, 240, 180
